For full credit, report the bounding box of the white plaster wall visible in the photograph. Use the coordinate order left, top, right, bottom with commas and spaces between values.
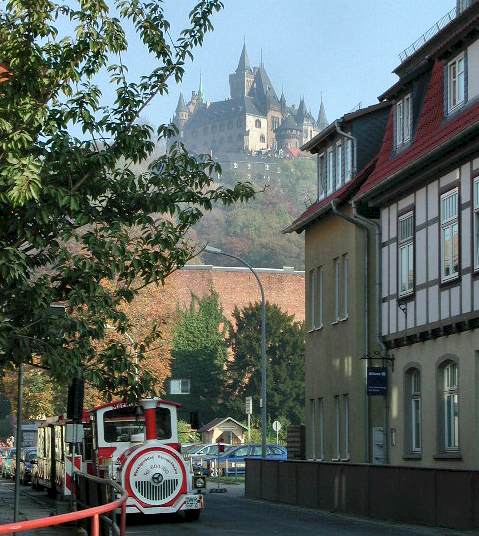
416, 187, 427, 226
429, 285, 439, 323
245, 114, 267, 151
468, 39, 479, 102
463, 273, 472, 313
427, 181, 439, 220
427, 223, 439, 280
451, 285, 461, 317
416, 229, 427, 285
439, 168, 459, 188
398, 193, 414, 211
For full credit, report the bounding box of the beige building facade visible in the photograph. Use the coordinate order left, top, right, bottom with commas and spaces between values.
286, 104, 390, 464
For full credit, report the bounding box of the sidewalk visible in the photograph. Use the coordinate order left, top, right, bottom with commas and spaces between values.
0, 479, 78, 535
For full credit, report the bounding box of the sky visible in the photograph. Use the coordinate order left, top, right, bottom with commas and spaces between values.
130, 0, 454, 128
52, 0, 455, 132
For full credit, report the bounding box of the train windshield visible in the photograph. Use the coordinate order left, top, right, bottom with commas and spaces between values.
103, 406, 172, 443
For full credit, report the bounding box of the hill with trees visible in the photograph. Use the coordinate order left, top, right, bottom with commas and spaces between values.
195, 158, 316, 269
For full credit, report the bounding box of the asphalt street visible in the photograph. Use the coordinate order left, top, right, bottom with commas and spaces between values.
125, 484, 472, 536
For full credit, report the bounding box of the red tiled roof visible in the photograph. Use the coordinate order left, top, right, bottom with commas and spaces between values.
284, 157, 377, 233
357, 60, 479, 200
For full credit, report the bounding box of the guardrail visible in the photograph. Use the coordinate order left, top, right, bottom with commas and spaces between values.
0, 473, 127, 536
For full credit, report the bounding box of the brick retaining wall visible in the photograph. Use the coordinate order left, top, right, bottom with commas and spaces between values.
245, 459, 479, 530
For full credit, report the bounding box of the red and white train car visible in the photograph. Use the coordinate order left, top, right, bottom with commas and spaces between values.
33, 398, 205, 521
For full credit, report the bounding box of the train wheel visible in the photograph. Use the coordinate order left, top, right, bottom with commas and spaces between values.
184, 510, 201, 522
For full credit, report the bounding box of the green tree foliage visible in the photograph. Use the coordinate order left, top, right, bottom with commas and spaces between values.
225, 302, 304, 425
170, 292, 228, 424
197, 158, 316, 268
0, 0, 254, 400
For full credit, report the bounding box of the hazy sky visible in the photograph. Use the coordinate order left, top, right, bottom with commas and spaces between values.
136, 0, 453, 128
57, 0, 455, 131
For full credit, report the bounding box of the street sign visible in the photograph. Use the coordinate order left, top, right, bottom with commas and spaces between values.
245, 396, 253, 415
272, 420, 282, 432
367, 367, 388, 395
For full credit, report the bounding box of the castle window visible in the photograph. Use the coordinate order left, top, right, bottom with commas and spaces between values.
228, 121, 233, 129
255, 119, 261, 128
260, 134, 266, 143
237, 119, 242, 128
272, 117, 280, 130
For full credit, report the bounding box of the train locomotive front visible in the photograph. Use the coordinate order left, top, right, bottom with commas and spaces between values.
92, 399, 204, 519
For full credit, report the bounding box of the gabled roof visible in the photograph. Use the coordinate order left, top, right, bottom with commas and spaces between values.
254, 65, 279, 102
356, 61, 479, 202
187, 96, 263, 127
284, 157, 378, 234
278, 114, 300, 131
197, 416, 248, 433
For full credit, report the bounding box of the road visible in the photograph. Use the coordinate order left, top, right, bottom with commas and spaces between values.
126, 484, 471, 536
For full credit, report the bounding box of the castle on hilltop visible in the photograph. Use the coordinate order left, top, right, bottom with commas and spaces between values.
169, 43, 328, 157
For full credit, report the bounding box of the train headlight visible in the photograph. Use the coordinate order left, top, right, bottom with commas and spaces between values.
193, 476, 206, 489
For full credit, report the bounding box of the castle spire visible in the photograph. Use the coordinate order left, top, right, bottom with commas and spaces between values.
175, 92, 187, 113
317, 97, 328, 132
236, 41, 251, 73
198, 71, 205, 101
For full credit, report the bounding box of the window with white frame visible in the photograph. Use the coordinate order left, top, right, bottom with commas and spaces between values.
318, 398, 324, 460
327, 147, 334, 194
170, 378, 191, 395
336, 141, 343, 187
342, 254, 349, 319
345, 139, 353, 182
308, 269, 317, 330
316, 266, 323, 328
408, 369, 421, 453
309, 398, 316, 458
343, 394, 350, 459
398, 212, 414, 296
334, 258, 340, 321
448, 53, 465, 112
318, 153, 326, 199
440, 189, 459, 281
334, 395, 340, 460
442, 362, 459, 450
474, 178, 479, 270
396, 93, 412, 148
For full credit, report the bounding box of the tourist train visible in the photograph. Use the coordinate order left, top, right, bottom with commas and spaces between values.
32, 398, 205, 520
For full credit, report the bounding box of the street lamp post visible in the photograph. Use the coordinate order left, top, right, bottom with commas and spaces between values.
205, 246, 267, 458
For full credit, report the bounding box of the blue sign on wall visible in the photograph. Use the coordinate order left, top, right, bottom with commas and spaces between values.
367, 367, 388, 395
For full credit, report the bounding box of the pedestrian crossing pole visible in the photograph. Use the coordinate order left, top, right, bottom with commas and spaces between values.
13, 362, 24, 522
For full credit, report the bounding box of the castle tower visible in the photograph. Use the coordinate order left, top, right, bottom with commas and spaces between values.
229, 42, 255, 98
174, 92, 189, 133
317, 98, 328, 132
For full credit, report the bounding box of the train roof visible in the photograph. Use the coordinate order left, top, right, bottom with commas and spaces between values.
89, 398, 182, 413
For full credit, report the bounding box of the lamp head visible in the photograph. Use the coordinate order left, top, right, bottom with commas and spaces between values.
205, 245, 222, 254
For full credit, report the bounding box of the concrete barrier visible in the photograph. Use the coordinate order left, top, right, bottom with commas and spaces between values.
245, 459, 479, 530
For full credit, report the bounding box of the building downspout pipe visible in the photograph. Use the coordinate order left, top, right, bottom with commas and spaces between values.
352, 202, 389, 465
330, 200, 370, 463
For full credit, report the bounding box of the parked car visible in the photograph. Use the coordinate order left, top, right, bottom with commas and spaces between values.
181, 443, 205, 457
18, 448, 37, 485
188, 443, 231, 475
1, 448, 15, 478
203, 444, 287, 476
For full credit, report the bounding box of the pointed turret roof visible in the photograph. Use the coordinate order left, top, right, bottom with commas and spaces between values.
296, 97, 307, 124
236, 42, 251, 72
176, 92, 187, 113
317, 99, 328, 131
198, 72, 205, 102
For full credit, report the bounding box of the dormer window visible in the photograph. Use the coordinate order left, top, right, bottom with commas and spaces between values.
447, 53, 465, 113
395, 93, 412, 149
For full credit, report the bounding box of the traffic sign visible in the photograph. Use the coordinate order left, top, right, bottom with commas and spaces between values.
245, 396, 253, 415
272, 420, 282, 432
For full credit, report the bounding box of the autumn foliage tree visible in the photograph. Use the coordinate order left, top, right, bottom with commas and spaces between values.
0, 0, 254, 400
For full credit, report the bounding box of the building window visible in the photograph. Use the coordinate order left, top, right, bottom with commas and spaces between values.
440, 188, 459, 282
398, 212, 414, 296
316, 266, 323, 328
407, 368, 421, 453
474, 178, 479, 271
272, 117, 279, 130
345, 139, 353, 182
334, 395, 340, 460
448, 53, 465, 112
327, 147, 334, 194
260, 134, 266, 143
396, 94, 412, 148
342, 254, 349, 319
308, 269, 316, 330
441, 361, 459, 451
334, 258, 340, 321
255, 119, 261, 128
318, 153, 326, 199
343, 394, 349, 459
309, 399, 316, 458
336, 141, 343, 187
318, 398, 324, 460
236, 118, 242, 128
170, 378, 191, 395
